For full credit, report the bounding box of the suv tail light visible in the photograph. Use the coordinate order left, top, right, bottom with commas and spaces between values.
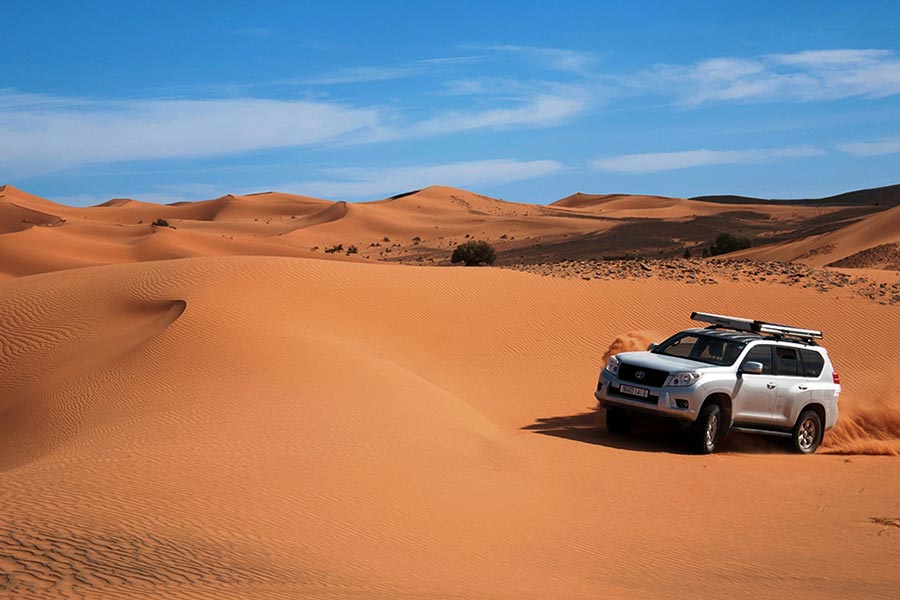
832, 372, 841, 384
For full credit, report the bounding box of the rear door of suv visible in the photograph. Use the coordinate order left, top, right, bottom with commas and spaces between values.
771, 346, 814, 427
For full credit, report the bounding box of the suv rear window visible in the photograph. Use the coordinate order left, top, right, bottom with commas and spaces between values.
800, 349, 825, 378
775, 347, 800, 376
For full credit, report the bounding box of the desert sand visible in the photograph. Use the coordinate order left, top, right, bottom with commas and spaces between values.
1, 184, 898, 599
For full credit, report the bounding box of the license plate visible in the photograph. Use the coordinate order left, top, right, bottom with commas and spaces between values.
619, 384, 649, 398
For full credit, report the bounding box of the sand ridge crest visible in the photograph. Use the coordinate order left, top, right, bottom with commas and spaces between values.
0, 183, 898, 277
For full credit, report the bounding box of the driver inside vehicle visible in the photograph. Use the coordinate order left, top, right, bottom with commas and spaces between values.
700, 339, 725, 362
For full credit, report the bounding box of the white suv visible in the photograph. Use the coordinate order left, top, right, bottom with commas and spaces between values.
595, 312, 841, 454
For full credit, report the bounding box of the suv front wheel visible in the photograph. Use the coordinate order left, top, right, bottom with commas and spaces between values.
792, 410, 823, 454
689, 404, 721, 454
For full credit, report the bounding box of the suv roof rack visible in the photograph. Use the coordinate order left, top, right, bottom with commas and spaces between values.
690, 311, 823, 344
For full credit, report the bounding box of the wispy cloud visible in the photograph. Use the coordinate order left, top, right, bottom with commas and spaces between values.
639, 48, 900, 105
0, 89, 583, 177
302, 56, 484, 85
0, 94, 380, 176
475, 45, 597, 73
280, 158, 564, 199
404, 93, 587, 138
838, 136, 900, 156
230, 27, 273, 37
591, 146, 824, 173
302, 65, 426, 85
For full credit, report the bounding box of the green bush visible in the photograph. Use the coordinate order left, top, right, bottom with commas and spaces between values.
346, 245, 358, 255
709, 232, 752, 256
451, 240, 496, 266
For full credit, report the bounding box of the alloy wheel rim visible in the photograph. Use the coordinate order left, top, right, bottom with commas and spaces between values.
705, 414, 719, 450
799, 418, 817, 450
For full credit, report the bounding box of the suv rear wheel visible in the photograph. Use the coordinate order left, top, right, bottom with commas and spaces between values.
605, 407, 633, 434
689, 404, 721, 454
792, 410, 822, 454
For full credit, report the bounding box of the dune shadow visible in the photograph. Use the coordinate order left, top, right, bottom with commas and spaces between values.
523, 410, 790, 455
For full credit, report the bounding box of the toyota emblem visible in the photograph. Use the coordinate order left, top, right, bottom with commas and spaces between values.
635, 370, 645, 379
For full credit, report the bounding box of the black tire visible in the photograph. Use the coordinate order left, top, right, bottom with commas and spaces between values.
792, 409, 823, 454
605, 407, 633, 434
689, 404, 722, 454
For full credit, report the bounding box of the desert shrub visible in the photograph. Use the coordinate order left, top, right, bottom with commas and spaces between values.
709, 232, 752, 256
412, 236, 422, 242
324, 244, 343, 254
152, 218, 171, 228
683, 247, 692, 259
451, 240, 496, 266
346, 245, 358, 255
382, 236, 390, 242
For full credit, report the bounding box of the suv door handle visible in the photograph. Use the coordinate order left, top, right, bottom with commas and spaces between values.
798, 385, 808, 391
766, 383, 776, 389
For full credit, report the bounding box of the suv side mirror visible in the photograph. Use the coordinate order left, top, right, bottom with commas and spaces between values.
647, 343, 658, 351
741, 361, 764, 375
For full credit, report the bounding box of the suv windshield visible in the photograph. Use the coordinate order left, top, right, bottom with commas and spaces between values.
652, 332, 746, 366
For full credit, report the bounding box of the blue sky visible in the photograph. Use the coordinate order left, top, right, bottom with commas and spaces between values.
3, 0, 900, 205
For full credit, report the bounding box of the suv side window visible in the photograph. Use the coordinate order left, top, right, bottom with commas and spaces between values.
800, 349, 825, 378
775, 347, 800, 376
742, 345, 773, 374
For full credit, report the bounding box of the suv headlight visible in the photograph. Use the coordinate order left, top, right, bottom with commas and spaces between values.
669, 372, 701, 387
605, 355, 621, 376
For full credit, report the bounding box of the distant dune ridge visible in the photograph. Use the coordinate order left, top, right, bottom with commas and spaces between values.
0, 183, 899, 598
2, 182, 900, 278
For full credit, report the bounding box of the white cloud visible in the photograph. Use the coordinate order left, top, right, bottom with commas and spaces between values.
0, 94, 380, 175
280, 158, 564, 199
770, 49, 893, 67
591, 146, 824, 174
478, 45, 597, 73
405, 93, 586, 138
302, 66, 426, 85
640, 48, 900, 105
838, 136, 900, 156
0, 89, 583, 177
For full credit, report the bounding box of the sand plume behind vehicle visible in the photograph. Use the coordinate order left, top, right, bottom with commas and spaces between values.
824, 389, 900, 455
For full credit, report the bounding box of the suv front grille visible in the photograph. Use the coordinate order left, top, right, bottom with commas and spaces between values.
618, 363, 668, 387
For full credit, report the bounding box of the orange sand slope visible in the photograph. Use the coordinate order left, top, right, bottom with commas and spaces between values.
1, 256, 898, 599
3, 183, 898, 278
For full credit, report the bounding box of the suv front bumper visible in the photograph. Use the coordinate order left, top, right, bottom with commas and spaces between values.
595, 370, 702, 422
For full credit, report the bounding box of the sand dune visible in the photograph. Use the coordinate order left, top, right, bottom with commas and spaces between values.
0, 256, 898, 599
734, 203, 900, 267
553, 191, 845, 222
1, 182, 898, 598
6, 183, 898, 279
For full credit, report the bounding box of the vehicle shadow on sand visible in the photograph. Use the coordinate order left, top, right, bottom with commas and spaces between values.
523, 410, 790, 455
